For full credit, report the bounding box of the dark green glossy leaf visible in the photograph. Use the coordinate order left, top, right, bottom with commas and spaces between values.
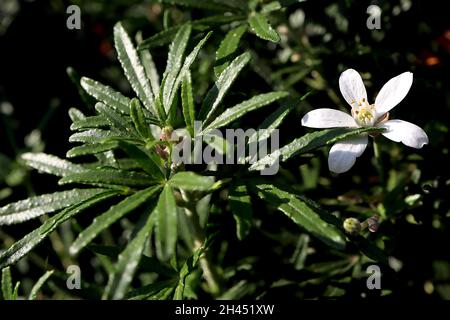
253, 183, 346, 249
229, 183, 253, 240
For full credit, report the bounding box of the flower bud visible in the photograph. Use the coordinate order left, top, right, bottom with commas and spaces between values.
343, 218, 361, 235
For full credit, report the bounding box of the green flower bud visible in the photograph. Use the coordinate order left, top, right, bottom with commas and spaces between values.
343, 218, 361, 235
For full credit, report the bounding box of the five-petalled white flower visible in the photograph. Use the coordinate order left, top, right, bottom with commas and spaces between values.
301, 69, 429, 174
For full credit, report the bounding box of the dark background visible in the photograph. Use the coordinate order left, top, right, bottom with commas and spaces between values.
1, 0, 449, 299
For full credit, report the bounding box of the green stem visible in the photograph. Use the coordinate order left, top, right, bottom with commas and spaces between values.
372, 138, 385, 187
180, 190, 221, 296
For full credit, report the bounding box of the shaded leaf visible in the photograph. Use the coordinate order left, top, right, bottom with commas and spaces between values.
105, 212, 156, 300
253, 183, 346, 249
117, 141, 165, 180
138, 16, 244, 50
169, 172, 214, 191
130, 98, 153, 140
155, 184, 178, 261
229, 183, 253, 240
28, 270, 54, 300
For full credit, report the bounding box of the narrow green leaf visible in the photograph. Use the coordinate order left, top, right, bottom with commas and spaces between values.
156, 0, 243, 12
59, 168, 157, 188
199, 52, 251, 123
28, 270, 54, 300
253, 183, 345, 249
80, 77, 131, 114
126, 279, 177, 300
0, 191, 119, 269
229, 184, 253, 240
204, 91, 289, 132
140, 52, 160, 100
248, 13, 280, 43
89, 244, 176, 277
66, 141, 119, 158
69, 129, 128, 144
70, 186, 161, 255
203, 132, 232, 156
105, 212, 156, 300
130, 98, 152, 140
162, 24, 192, 113
181, 71, 195, 136
214, 25, 248, 77
1, 267, 13, 300
70, 115, 110, 131
12, 281, 20, 300
261, 0, 301, 14
173, 242, 207, 300
169, 172, 214, 191
95, 103, 135, 134
249, 127, 385, 171
0, 189, 108, 225
66, 67, 96, 110
68, 108, 86, 122
218, 280, 255, 299
166, 32, 212, 120
114, 22, 156, 115
117, 141, 165, 180
138, 16, 244, 50
155, 184, 178, 261
247, 96, 306, 147
21, 152, 85, 177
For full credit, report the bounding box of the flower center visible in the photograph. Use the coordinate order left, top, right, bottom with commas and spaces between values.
351, 98, 376, 126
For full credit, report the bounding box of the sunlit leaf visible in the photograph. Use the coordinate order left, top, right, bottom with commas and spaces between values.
0, 189, 108, 225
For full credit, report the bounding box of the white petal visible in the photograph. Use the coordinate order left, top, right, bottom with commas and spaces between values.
379, 119, 428, 149
328, 135, 368, 174
339, 69, 368, 107
301, 108, 357, 128
374, 72, 413, 115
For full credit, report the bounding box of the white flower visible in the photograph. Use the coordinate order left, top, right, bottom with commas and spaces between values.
301, 69, 429, 174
